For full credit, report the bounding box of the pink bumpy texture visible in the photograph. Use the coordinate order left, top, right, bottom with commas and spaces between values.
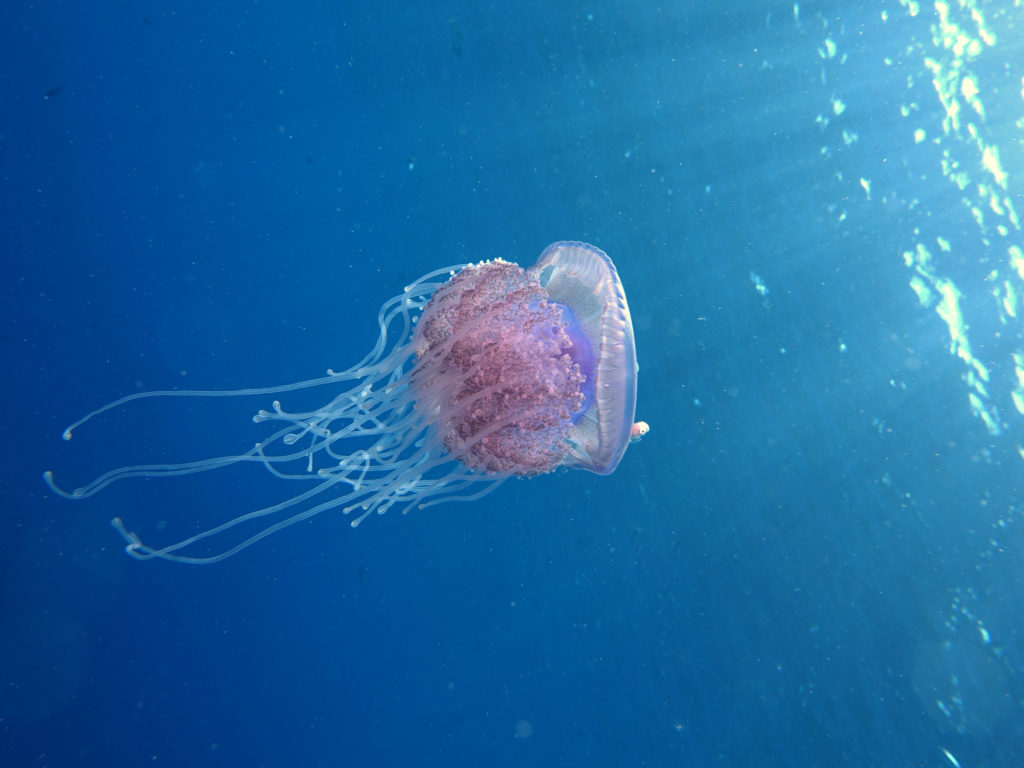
413, 259, 585, 476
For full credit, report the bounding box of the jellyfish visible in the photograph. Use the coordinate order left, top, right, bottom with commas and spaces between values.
44, 242, 646, 564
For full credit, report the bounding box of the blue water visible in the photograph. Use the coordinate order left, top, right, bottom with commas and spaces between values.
4, 1, 1022, 766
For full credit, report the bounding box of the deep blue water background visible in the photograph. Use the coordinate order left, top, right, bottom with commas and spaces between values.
4, 1, 1023, 766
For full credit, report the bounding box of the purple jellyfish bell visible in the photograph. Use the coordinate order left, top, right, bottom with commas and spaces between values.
44, 242, 644, 563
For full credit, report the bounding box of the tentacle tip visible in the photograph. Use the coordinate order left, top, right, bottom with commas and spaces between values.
42, 470, 75, 497
110, 517, 142, 549
62, 429, 73, 441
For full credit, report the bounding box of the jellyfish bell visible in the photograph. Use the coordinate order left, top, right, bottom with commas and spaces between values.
44, 241, 643, 564
530, 241, 639, 474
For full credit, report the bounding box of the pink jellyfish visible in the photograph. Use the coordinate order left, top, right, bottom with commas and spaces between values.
44, 242, 645, 564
